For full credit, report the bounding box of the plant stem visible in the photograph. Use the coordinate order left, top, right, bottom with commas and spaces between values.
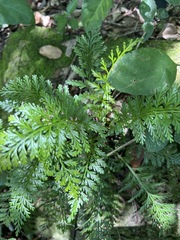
107, 138, 136, 157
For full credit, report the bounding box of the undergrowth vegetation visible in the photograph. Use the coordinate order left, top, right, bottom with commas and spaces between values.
0, 33, 179, 239
0, 0, 180, 239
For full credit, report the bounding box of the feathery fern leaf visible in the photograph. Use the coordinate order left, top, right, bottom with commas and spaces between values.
121, 158, 177, 231
119, 84, 180, 144
72, 30, 106, 81
0, 75, 108, 231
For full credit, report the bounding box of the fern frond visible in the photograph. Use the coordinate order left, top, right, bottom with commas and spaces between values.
68, 70, 115, 123
0, 161, 55, 235
80, 177, 120, 240
9, 191, 35, 235
144, 143, 180, 167
120, 84, 180, 144
0, 191, 11, 227
66, 79, 88, 89
67, 149, 107, 221
107, 39, 139, 70
141, 193, 176, 231
121, 157, 177, 231
0, 76, 108, 227
0, 79, 96, 170
73, 30, 107, 80
0, 99, 19, 113
68, 39, 139, 124
0, 75, 53, 104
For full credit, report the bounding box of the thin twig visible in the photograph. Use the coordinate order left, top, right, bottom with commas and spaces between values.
107, 138, 136, 157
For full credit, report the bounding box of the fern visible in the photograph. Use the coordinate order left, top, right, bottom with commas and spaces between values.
119, 84, 180, 144
0, 191, 11, 228
68, 38, 139, 123
120, 157, 177, 231
9, 191, 34, 235
0, 164, 42, 235
72, 30, 106, 81
0, 75, 108, 231
0, 75, 52, 105
80, 176, 121, 240
144, 143, 180, 167
0, 32, 179, 238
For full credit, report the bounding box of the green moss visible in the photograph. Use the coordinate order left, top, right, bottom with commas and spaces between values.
0, 26, 72, 88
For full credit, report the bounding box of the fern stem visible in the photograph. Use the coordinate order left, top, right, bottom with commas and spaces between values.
72, 211, 79, 240
107, 139, 136, 157
120, 156, 150, 197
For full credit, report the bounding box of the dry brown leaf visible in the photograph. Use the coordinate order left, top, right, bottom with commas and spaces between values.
62, 39, 76, 57
34, 11, 42, 24
39, 45, 62, 59
158, 23, 180, 40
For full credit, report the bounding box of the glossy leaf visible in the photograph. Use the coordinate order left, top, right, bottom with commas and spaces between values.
54, 13, 68, 33
139, 0, 157, 41
67, 0, 78, 14
69, 18, 79, 30
0, 0, 34, 25
108, 48, 177, 95
140, 0, 157, 22
82, 0, 113, 31
142, 22, 154, 42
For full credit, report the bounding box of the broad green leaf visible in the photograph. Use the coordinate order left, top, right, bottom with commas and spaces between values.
54, 13, 68, 33
68, 18, 79, 30
67, 0, 78, 14
142, 22, 154, 42
108, 48, 177, 95
140, 0, 157, 22
166, 0, 180, 6
82, 0, 113, 31
0, 0, 35, 25
139, 0, 157, 40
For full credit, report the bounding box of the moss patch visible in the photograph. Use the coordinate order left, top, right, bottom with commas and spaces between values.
0, 26, 72, 88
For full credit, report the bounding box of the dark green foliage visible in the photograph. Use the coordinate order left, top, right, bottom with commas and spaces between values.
81, 0, 113, 32
0, 164, 40, 235
0, 32, 179, 239
0, 74, 107, 236
144, 143, 180, 167
121, 159, 177, 231
72, 30, 107, 81
0, 0, 35, 25
118, 84, 180, 144
108, 48, 177, 95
